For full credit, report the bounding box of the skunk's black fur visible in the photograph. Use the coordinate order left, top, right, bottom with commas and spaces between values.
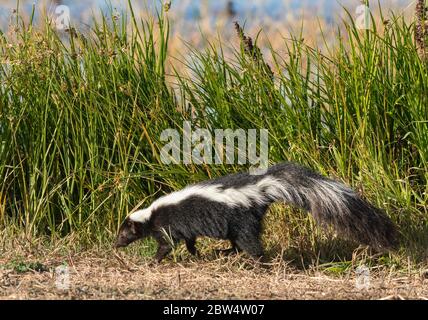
115, 162, 398, 262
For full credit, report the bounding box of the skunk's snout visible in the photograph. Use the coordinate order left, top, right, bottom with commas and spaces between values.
114, 241, 125, 248
114, 236, 128, 248
115, 218, 145, 249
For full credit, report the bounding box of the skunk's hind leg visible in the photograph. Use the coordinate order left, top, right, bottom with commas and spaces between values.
234, 236, 264, 259
185, 238, 198, 256
231, 213, 265, 259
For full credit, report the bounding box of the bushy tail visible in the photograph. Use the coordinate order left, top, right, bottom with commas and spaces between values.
267, 163, 399, 249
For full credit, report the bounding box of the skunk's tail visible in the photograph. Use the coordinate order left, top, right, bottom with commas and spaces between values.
265, 163, 398, 249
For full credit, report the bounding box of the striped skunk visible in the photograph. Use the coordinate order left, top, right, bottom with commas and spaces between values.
115, 162, 398, 262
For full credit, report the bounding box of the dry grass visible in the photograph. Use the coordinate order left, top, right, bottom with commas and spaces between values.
1, 242, 427, 300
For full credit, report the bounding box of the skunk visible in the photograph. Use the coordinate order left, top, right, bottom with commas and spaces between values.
115, 162, 398, 262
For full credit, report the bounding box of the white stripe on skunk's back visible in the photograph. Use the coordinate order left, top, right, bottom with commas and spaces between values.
129, 176, 286, 222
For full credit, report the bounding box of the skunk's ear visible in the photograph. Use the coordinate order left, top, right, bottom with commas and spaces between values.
129, 220, 137, 234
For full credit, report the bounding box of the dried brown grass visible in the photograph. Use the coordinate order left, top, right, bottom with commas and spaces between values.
1, 239, 427, 300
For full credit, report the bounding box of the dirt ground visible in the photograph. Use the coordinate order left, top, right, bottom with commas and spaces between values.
1, 250, 427, 300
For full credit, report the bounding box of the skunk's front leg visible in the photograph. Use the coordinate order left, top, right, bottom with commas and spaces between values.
154, 238, 172, 262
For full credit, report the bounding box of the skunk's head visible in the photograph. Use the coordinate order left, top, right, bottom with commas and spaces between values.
115, 217, 148, 248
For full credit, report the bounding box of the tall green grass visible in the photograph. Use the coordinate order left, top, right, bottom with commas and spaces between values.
0, 3, 426, 262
